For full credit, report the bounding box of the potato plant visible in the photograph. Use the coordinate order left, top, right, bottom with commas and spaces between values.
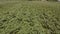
0, 1, 60, 34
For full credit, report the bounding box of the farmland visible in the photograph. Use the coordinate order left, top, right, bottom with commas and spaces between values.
0, 0, 60, 34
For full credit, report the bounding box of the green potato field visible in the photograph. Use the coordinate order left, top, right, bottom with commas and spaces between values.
0, 0, 60, 34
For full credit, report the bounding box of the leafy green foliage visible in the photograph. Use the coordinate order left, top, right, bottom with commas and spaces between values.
0, 1, 60, 34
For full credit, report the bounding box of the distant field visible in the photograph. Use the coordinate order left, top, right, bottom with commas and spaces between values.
0, 1, 60, 34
